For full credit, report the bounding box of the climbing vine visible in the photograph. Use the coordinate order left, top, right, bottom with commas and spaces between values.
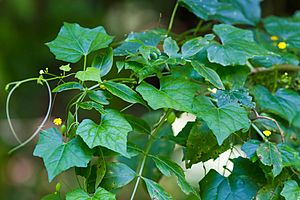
5, 0, 300, 199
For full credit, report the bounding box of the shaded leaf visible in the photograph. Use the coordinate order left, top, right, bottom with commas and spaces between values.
78, 101, 105, 114
88, 90, 110, 105
182, 36, 213, 58
241, 139, 261, 162
152, 156, 199, 197
142, 177, 173, 200
92, 47, 113, 77
52, 82, 83, 93
100, 162, 136, 191
163, 37, 180, 58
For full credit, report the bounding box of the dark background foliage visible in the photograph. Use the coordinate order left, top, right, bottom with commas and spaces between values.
0, 0, 299, 199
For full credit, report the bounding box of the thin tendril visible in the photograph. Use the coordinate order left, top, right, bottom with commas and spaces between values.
8, 80, 52, 154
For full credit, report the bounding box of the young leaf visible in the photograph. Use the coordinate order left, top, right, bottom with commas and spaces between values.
114, 29, 165, 56
180, 0, 261, 26
76, 109, 132, 157
88, 90, 110, 105
78, 101, 105, 114
142, 177, 173, 200
103, 81, 144, 104
75, 67, 101, 82
66, 187, 115, 200
46, 23, 113, 63
192, 96, 250, 145
191, 60, 224, 89
199, 157, 266, 200
182, 36, 212, 58
92, 47, 113, 77
256, 142, 283, 177
152, 156, 199, 197
211, 88, 255, 108
59, 64, 71, 72
100, 162, 136, 191
207, 24, 269, 66
136, 76, 200, 112
163, 37, 180, 58
280, 180, 300, 200
33, 128, 93, 182
52, 82, 83, 93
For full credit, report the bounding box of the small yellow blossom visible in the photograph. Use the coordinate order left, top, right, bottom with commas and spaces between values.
100, 84, 106, 90
270, 36, 279, 41
277, 42, 287, 49
263, 130, 272, 137
53, 118, 62, 126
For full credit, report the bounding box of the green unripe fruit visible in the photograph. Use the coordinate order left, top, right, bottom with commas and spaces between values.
167, 112, 176, 124
60, 124, 66, 134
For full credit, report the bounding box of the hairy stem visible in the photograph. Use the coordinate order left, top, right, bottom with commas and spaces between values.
167, 2, 179, 35
130, 109, 172, 200
251, 123, 268, 142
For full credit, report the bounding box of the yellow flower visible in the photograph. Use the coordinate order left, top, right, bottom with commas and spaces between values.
270, 36, 279, 41
277, 42, 287, 49
263, 130, 272, 137
53, 118, 62, 126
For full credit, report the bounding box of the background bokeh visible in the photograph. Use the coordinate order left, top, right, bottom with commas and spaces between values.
0, 0, 300, 199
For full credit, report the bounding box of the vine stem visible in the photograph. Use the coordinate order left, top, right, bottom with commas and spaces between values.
129, 110, 172, 200
167, 2, 179, 35
253, 109, 284, 142
251, 123, 268, 142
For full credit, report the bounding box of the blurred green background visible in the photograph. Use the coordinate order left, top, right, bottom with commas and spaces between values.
0, 0, 300, 199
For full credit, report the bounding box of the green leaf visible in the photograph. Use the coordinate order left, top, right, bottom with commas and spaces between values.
163, 37, 180, 58
211, 88, 255, 109
100, 162, 136, 191
207, 24, 269, 66
88, 90, 109, 105
180, 0, 261, 26
136, 76, 200, 112
41, 193, 60, 200
241, 139, 261, 162
255, 184, 282, 200
142, 177, 173, 200
114, 29, 165, 56
191, 60, 224, 89
75, 67, 101, 82
33, 128, 93, 182
199, 157, 266, 200
46, 23, 113, 63
217, 65, 250, 89
59, 64, 71, 72
256, 142, 283, 177
252, 86, 300, 128
103, 81, 144, 104
192, 96, 250, 145
280, 180, 300, 200
76, 109, 132, 157
66, 187, 115, 200
124, 114, 151, 134
78, 101, 105, 114
182, 36, 212, 58
152, 156, 199, 197
92, 47, 113, 77
52, 82, 83, 93
264, 16, 300, 50
186, 121, 230, 167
